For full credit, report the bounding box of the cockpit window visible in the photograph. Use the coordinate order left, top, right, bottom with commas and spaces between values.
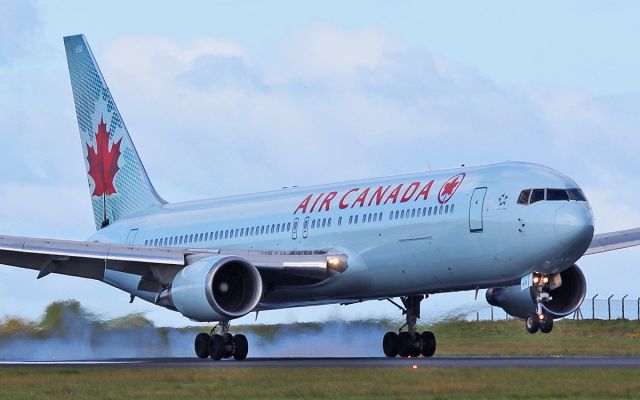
546, 189, 569, 201
517, 189, 531, 205
517, 188, 587, 205
567, 188, 587, 201
530, 189, 545, 204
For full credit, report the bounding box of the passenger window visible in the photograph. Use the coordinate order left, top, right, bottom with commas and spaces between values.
547, 189, 569, 201
327, 218, 331, 227
338, 216, 342, 226
322, 219, 326, 228
439, 205, 443, 215
373, 213, 378, 222
400, 210, 405, 219
287, 222, 291, 231
530, 189, 545, 204
312, 220, 316, 229
349, 215, 353, 224
450, 204, 455, 213
428, 207, 432, 216
394, 210, 399, 219
354, 215, 359, 224
379, 212, 383, 221
445, 205, 449, 214
144, 240, 148, 245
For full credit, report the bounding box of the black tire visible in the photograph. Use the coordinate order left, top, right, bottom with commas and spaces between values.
409, 337, 421, 358
382, 331, 398, 357
540, 317, 554, 334
194, 333, 210, 359
397, 332, 413, 358
420, 331, 436, 358
209, 334, 225, 361
232, 334, 249, 361
526, 313, 540, 334
222, 333, 234, 358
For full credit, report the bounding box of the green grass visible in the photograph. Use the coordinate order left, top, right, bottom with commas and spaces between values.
0, 367, 639, 399
428, 319, 640, 356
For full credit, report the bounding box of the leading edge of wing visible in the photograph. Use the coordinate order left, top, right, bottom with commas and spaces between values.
584, 227, 640, 255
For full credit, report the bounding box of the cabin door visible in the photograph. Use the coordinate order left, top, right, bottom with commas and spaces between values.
292, 218, 299, 240
126, 228, 139, 244
469, 188, 487, 232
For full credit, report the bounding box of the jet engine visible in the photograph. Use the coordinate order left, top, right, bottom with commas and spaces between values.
161, 255, 263, 322
486, 264, 586, 320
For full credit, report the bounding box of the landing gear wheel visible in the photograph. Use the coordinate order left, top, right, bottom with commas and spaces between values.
525, 313, 540, 334
409, 337, 421, 357
209, 334, 225, 360
382, 332, 398, 357
397, 332, 413, 358
232, 334, 249, 361
194, 333, 210, 359
540, 317, 554, 334
222, 333, 234, 358
420, 331, 436, 357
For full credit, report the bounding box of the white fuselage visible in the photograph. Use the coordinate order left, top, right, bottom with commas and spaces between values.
91, 161, 594, 311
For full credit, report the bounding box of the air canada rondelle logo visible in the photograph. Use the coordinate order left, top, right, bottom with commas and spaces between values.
438, 173, 465, 204
86, 116, 121, 197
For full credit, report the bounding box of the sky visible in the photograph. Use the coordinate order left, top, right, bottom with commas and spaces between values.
0, 0, 639, 327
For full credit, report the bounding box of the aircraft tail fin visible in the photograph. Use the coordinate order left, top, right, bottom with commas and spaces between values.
64, 35, 165, 230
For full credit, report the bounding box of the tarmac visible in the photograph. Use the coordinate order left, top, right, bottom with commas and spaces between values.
2, 356, 640, 368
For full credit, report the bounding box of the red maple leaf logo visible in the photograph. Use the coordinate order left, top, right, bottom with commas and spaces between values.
86, 116, 121, 197
438, 173, 465, 204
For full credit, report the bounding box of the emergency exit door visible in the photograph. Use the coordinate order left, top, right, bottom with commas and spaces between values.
469, 188, 487, 232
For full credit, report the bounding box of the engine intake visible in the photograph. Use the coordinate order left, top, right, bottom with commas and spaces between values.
486, 264, 586, 319
166, 255, 263, 322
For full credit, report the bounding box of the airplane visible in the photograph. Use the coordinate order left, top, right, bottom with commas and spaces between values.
1, 34, 639, 361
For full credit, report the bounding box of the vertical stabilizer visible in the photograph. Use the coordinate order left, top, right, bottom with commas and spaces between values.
64, 35, 164, 230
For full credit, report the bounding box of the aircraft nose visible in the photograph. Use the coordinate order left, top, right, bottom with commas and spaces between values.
554, 203, 594, 251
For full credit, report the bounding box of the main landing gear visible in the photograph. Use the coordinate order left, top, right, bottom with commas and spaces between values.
194, 320, 249, 361
525, 273, 555, 334
382, 295, 436, 358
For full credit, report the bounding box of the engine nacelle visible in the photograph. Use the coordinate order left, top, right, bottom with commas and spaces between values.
166, 255, 263, 322
486, 264, 586, 320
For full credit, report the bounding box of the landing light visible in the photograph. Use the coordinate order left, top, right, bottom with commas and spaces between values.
326, 255, 348, 272
533, 276, 540, 284
542, 277, 549, 284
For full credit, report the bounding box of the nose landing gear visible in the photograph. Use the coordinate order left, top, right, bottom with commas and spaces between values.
193, 320, 249, 361
525, 273, 556, 334
382, 295, 436, 358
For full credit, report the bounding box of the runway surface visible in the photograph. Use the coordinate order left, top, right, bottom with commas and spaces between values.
2, 357, 640, 368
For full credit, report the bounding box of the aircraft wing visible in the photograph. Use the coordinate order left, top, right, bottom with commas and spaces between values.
584, 228, 640, 255
0, 235, 347, 290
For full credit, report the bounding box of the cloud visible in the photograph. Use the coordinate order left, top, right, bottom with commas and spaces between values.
0, 0, 39, 65
1, 23, 639, 325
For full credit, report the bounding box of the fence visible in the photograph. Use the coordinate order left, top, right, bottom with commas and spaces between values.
467, 294, 640, 321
